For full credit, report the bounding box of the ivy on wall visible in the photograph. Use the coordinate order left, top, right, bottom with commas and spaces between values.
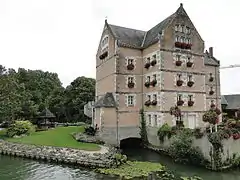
139, 109, 148, 146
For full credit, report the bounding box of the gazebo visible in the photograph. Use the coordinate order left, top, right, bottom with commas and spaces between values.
37, 108, 56, 129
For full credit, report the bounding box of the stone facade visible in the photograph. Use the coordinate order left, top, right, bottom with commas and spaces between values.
94, 3, 221, 146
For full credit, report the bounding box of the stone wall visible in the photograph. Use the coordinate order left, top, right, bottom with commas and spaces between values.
0, 140, 117, 168
147, 129, 240, 162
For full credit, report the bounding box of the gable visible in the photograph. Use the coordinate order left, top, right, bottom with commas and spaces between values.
223, 94, 240, 110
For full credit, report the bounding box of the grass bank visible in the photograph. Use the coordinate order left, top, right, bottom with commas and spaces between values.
0, 126, 100, 151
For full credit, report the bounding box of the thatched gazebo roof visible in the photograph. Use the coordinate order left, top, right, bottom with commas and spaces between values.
38, 108, 56, 119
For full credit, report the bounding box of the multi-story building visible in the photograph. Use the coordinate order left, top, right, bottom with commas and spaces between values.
94, 3, 221, 145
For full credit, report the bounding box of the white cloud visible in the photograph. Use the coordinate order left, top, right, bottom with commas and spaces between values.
0, 0, 239, 94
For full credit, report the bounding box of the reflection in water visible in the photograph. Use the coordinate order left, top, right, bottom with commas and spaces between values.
122, 147, 240, 180
0, 148, 240, 180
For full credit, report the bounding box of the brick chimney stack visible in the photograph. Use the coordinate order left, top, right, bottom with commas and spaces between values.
209, 47, 213, 57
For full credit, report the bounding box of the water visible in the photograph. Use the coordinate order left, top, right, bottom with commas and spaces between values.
0, 148, 240, 180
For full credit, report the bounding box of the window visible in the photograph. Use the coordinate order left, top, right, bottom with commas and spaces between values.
180, 37, 184, 43
176, 54, 181, 61
128, 59, 133, 65
152, 54, 156, 60
147, 57, 151, 63
210, 87, 213, 91
127, 95, 134, 106
147, 76, 150, 82
186, 27, 191, 34
188, 75, 192, 81
154, 115, 158, 126
188, 95, 193, 101
177, 74, 182, 80
175, 36, 180, 42
147, 95, 151, 100
153, 74, 156, 80
128, 77, 134, 83
180, 26, 184, 32
175, 25, 179, 31
187, 56, 191, 62
153, 94, 157, 101
148, 115, 151, 126
101, 36, 109, 48
177, 94, 182, 101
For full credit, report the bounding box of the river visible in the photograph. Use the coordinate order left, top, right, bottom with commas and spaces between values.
0, 148, 239, 180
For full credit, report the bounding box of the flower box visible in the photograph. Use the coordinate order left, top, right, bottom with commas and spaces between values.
175, 42, 181, 48
177, 100, 184, 106
150, 79, 157, 87
145, 81, 150, 88
188, 100, 194, 107
209, 77, 214, 82
175, 60, 182, 66
144, 63, 150, 69
151, 100, 157, 106
127, 64, 134, 70
145, 100, 151, 106
128, 82, 135, 88
176, 80, 183, 86
187, 81, 194, 87
186, 61, 193, 67
209, 90, 214, 95
151, 60, 157, 66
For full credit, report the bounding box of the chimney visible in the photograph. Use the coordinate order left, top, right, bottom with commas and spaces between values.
209, 47, 213, 57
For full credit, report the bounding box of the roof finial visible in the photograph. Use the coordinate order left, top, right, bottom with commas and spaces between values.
105, 16, 108, 23
180, 3, 183, 7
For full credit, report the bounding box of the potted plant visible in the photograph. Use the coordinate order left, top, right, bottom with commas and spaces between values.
150, 79, 157, 87
145, 100, 151, 107
128, 82, 135, 88
188, 100, 194, 106
176, 80, 183, 86
127, 64, 134, 70
175, 60, 182, 66
151, 100, 157, 106
177, 100, 184, 106
144, 81, 150, 88
209, 90, 214, 95
186, 61, 193, 67
187, 81, 194, 87
151, 59, 157, 66
209, 77, 214, 82
144, 62, 150, 69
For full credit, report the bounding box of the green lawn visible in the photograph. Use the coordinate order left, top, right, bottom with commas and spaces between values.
4, 126, 100, 151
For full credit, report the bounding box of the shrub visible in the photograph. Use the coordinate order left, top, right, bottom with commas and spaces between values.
157, 123, 172, 142
84, 126, 97, 136
168, 129, 205, 165
6, 120, 35, 137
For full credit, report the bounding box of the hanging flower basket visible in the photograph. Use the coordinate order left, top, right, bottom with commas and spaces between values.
150, 79, 157, 87
144, 81, 150, 88
151, 100, 157, 106
175, 60, 182, 66
127, 64, 134, 70
215, 107, 221, 115
177, 100, 184, 106
188, 100, 194, 106
186, 61, 193, 67
187, 81, 194, 87
150, 60, 157, 66
145, 100, 151, 106
128, 82, 135, 88
145, 63, 150, 69
176, 80, 183, 86
233, 133, 240, 140
209, 77, 214, 82
210, 103, 215, 108
209, 90, 214, 95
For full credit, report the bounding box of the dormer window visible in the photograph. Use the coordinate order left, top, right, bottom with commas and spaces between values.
180, 25, 184, 33
128, 77, 134, 83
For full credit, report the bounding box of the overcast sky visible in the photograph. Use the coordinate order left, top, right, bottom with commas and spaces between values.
0, 0, 239, 95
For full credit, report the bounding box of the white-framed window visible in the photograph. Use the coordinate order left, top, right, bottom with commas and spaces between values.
176, 54, 181, 61
147, 57, 151, 63
180, 25, 184, 32
127, 95, 134, 106
175, 25, 179, 31
127, 58, 133, 65
180, 37, 184, 43
177, 94, 182, 101
188, 74, 192, 81
153, 94, 157, 101
188, 94, 193, 101
101, 36, 109, 48
147, 95, 151, 101
152, 54, 156, 60
177, 73, 182, 80
146, 76, 150, 82
153, 74, 157, 80
128, 76, 134, 83
186, 27, 191, 34
154, 115, 158, 126
175, 36, 179, 42
148, 114, 151, 126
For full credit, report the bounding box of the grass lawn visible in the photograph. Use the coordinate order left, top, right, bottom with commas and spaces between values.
2, 126, 100, 151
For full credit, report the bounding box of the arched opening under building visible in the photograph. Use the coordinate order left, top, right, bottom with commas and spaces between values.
120, 137, 143, 149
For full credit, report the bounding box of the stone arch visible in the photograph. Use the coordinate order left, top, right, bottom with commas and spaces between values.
120, 137, 142, 149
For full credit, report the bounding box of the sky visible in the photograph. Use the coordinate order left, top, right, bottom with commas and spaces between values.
0, 0, 239, 95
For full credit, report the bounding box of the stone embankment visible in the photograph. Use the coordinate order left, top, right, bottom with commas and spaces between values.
0, 140, 118, 168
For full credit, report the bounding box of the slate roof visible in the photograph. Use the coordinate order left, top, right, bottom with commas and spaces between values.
95, 92, 116, 108
39, 108, 56, 118
222, 94, 240, 110
204, 53, 220, 66
221, 95, 228, 105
